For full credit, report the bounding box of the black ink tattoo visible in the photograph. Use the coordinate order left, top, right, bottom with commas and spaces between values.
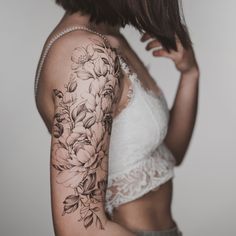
51, 37, 122, 230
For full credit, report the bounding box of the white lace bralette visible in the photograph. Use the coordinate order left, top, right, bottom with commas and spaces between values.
105, 55, 176, 218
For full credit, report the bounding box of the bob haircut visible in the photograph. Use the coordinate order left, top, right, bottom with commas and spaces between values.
55, 0, 192, 52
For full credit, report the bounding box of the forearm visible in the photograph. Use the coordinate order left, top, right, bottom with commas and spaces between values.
164, 67, 200, 165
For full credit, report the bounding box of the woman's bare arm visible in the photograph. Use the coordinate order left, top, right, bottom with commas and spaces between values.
47, 33, 136, 236
141, 32, 200, 166
164, 68, 199, 166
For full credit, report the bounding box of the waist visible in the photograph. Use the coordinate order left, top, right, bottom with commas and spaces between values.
112, 179, 176, 231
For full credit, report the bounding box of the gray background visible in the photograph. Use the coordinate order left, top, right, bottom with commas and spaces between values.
0, 0, 235, 235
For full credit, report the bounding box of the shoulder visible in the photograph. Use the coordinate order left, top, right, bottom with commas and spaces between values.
43, 28, 122, 70
39, 29, 123, 97
41, 29, 117, 73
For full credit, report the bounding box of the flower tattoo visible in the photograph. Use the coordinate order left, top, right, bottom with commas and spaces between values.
51, 37, 122, 230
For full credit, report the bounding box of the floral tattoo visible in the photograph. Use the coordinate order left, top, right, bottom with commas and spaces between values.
51, 37, 122, 230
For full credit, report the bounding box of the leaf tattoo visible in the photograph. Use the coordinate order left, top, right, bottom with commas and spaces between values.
51, 37, 122, 230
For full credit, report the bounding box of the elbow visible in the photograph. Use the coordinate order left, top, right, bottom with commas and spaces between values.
174, 157, 183, 167
163, 141, 184, 167
173, 151, 186, 167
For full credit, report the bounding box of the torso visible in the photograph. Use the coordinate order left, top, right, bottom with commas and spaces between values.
35, 19, 177, 232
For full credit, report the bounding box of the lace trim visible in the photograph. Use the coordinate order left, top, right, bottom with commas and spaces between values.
113, 56, 136, 122
118, 55, 163, 98
113, 55, 166, 125
105, 142, 176, 216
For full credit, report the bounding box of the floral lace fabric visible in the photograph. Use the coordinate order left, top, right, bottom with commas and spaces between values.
105, 55, 176, 217
105, 142, 176, 216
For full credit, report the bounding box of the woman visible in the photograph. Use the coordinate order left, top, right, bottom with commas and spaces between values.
34, 0, 199, 235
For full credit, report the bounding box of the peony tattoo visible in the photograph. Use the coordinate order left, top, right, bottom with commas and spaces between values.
51, 37, 122, 230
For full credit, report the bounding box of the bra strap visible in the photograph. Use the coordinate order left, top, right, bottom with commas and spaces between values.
34, 25, 111, 99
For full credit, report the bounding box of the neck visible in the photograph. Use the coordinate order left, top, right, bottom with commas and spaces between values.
62, 11, 121, 36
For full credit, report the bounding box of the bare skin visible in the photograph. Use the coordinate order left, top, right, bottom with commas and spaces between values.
35, 11, 199, 235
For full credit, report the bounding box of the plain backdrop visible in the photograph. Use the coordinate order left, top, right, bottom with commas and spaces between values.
0, 0, 235, 236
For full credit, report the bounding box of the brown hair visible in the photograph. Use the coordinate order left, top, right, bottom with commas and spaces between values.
55, 0, 192, 52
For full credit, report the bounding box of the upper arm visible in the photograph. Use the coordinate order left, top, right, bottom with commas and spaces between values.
49, 34, 122, 235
